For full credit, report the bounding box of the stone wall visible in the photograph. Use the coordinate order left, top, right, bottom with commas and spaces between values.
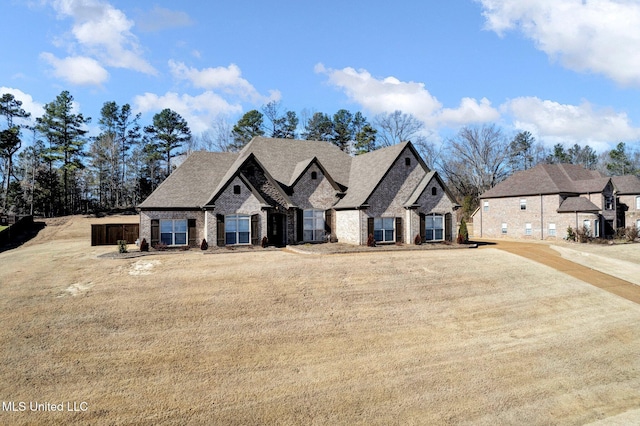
335, 210, 360, 244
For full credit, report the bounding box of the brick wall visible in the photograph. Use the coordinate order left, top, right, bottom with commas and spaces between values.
290, 163, 339, 210
139, 210, 205, 245
473, 194, 601, 239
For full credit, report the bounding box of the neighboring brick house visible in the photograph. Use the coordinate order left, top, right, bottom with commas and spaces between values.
612, 174, 640, 230
138, 137, 459, 247
472, 163, 640, 240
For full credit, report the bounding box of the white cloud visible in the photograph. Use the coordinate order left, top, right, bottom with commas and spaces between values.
0, 87, 44, 122
133, 91, 244, 134
40, 52, 109, 86
169, 61, 280, 104
503, 96, 640, 148
316, 64, 499, 127
438, 97, 500, 125
47, 0, 156, 76
135, 6, 193, 32
477, 0, 640, 86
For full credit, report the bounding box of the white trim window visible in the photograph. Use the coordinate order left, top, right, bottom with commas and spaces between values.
594, 219, 600, 238
583, 219, 591, 233
160, 219, 187, 246
483, 201, 489, 212
425, 214, 444, 241
225, 214, 250, 245
525, 223, 532, 235
548, 223, 556, 237
501, 222, 507, 234
636, 196, 640, 210
303, 209, 325, 241
636, 219, 640, 229
374, 218, 395, 242
520, 199, 527, 210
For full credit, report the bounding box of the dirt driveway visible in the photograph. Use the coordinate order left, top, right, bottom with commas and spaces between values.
478, 239, 640, 304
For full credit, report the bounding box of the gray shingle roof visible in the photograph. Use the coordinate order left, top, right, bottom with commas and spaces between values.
480, 164, 608, 199
138, 138, 433, 211
138, 151, 238, 209
612, 175, 640, 194
557, 196, 601, 212
334, 143, 409, 209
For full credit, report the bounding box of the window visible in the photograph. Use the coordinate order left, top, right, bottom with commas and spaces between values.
525, 223, 532, 235
520, 199, 527, 210
605, 196, 613, 210
636, 196, 640, 210
431, 187, 437, 196
483, 201, 489, 212
311, 171, 318, 180
425, 214, 444, 241
636, 219, 640, 229
374, 217, 395, 242
405, 157, 411, 166
233, 185, 241, 194
583, 220, 591, 232
548, 223, 556, 237
594, 219, 600, 238
501, 223, 507, 234
160, 219, 187, 246
303, 209, 324, 241
225, 214, 250, 245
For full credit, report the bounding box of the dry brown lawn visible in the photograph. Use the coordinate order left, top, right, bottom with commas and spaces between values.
1, 215, 640, 425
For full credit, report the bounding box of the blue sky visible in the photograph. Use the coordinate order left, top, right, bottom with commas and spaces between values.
2, 0, 640, 153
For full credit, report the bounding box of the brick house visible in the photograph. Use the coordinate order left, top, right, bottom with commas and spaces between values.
472, 163, 640, 240
137, 137, 459, 247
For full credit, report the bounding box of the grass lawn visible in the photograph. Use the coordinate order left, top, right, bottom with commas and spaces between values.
1, 215, 640, 425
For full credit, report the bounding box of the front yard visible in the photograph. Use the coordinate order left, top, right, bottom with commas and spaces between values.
1, 215, 640, 424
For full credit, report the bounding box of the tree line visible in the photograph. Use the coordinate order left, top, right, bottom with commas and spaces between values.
1, 91, 638, 219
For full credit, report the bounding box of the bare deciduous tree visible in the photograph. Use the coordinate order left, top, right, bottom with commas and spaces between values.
439, 124, 510, 214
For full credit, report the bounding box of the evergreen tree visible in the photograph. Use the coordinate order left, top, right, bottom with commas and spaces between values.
230, 110, 264, 151
35, 91, 90, 215
0, 93, 30, 212
144, 108, 191, 177
302, 112, 333, 141
606, 142, 635, 175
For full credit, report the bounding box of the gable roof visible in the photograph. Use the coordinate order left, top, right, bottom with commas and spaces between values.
239, 137, 352, 187
404, 171, 460, 208
612, 175, 640, 194
335, 142, 418, 209
480, 164, 608, 199
138, 151, 238, 209
138, 138, 441, 212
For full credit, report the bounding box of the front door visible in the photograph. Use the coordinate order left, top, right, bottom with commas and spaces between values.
268, 213, 286, 247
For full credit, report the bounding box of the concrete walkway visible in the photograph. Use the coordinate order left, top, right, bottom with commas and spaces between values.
477, 239, 640, 305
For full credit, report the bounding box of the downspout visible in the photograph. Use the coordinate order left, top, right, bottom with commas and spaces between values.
540, 194, 544, 240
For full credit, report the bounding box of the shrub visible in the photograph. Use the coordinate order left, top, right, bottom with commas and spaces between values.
140, 238, 149, 252
367, 233, 376, 247
154, 242, 167, 251
625, 225, 639, 242
200, 238, 208, 250
261, 236, 268, 248
566, 226, 575, 241
414, 233, 422, 245
117, 240, 128, 254
575, 225, 591, 243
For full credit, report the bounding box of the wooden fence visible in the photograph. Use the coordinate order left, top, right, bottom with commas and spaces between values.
0, 215, 34, 246
91, 223, 139, 246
